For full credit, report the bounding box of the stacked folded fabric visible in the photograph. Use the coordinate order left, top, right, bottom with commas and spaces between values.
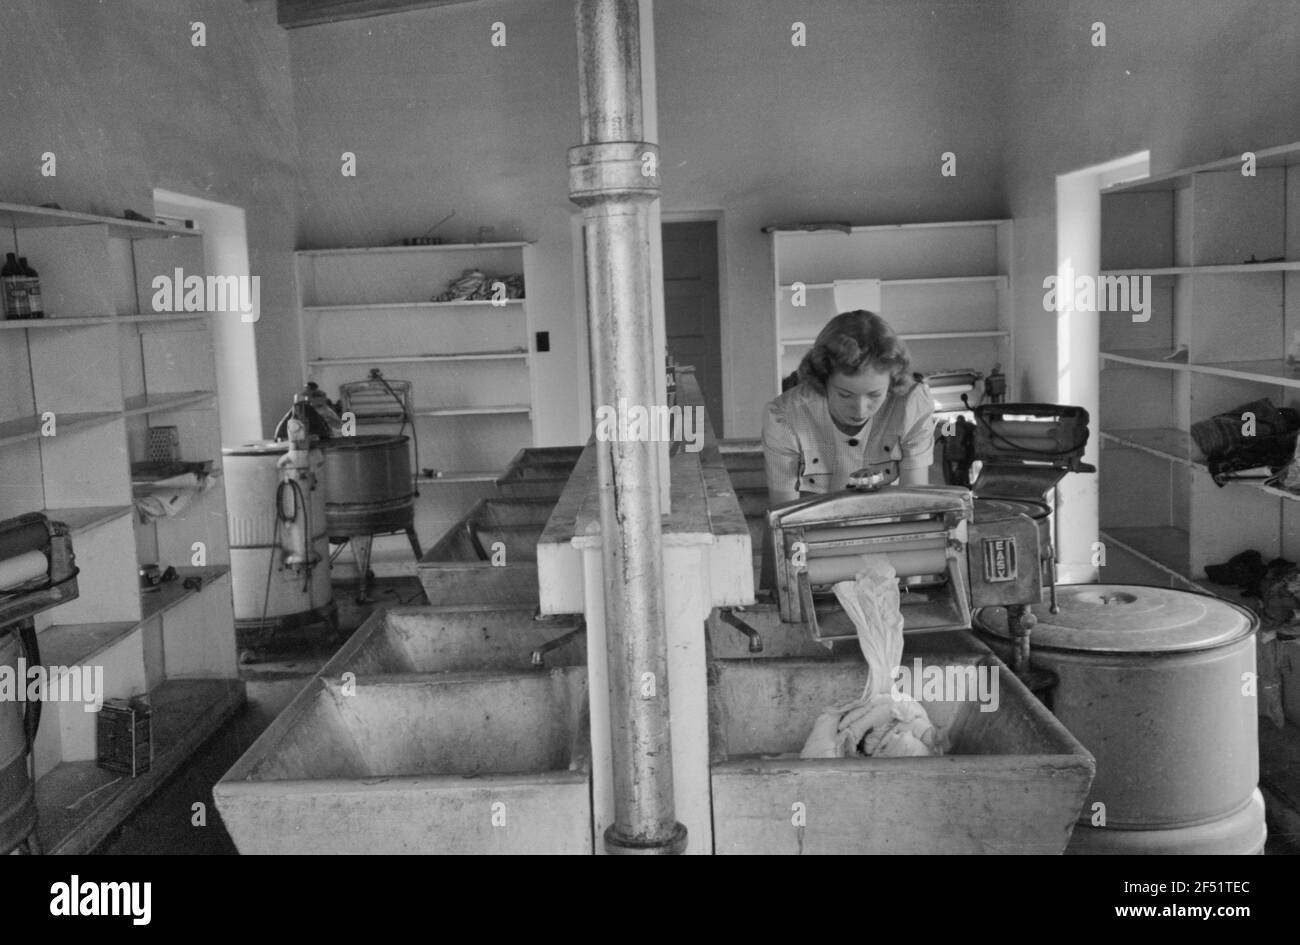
133, 471, 214, 521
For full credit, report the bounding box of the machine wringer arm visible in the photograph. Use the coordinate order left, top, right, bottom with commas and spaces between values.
969, 403, 1096, 501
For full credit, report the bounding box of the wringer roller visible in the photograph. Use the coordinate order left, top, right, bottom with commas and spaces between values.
967, 403, 1094, 502
767, 486, 1044, 647
0, 512, 80, 854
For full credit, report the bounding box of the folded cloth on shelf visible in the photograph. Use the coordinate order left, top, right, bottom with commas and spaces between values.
133, 472, 213, 522
1267, 426, 1300, 494
799, 554, 944, 758
1192, 397, 1299, 486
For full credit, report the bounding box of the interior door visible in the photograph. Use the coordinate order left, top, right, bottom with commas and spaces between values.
662, 221, 723, 435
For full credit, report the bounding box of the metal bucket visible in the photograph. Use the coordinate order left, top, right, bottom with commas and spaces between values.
0, 628, 35, 854
975, 584, 1263, 854
319, 434, 413, 536
224, 441, 331, 629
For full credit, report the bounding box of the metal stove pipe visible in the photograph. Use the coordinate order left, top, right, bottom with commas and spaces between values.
569, 0, 686, 855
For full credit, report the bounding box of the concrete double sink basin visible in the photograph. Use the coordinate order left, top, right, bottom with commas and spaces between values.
215, 605, 593, 854
416, 498, 555, 607
705, 606, 1095, 854
496, 445, 584, 500
216, 602, 1094, 854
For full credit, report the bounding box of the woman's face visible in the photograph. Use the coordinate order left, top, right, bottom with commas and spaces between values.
825, 365, 892, 432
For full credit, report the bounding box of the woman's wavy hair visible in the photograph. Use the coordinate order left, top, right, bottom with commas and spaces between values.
797, 310, 915, 395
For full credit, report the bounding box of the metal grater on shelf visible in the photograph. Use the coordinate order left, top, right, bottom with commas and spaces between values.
147, 426, 180, 463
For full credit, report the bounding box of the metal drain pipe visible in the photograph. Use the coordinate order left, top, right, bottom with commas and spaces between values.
568, 0, 686, 855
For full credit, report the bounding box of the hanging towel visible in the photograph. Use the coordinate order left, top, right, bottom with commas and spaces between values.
833, 556, 904, 698
800, 554, 944, 758
133, 471, 214, 522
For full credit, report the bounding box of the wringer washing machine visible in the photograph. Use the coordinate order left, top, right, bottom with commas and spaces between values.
726, 403, 1094, 695
0, 513, 79, 854
764, 486, 1045, 646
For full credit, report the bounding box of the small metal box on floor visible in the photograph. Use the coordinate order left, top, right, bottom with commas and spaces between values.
97, 697, 153, 777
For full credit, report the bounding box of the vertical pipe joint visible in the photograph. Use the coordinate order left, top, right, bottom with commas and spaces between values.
605, 821, 688, 855
569, 143, 660, 206
572, 0, 684, 855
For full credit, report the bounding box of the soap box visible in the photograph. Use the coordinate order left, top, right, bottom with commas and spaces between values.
96, 696, 153, 777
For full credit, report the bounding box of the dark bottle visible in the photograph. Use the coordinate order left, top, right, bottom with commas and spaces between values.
1, 252, 30, 319
19, 257, 43, 319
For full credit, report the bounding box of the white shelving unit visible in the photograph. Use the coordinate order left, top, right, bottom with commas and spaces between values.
0, 200, 242, 854
770, 220, 1014, 397
1097, 142, 1300, 590
294, 242, 539, 576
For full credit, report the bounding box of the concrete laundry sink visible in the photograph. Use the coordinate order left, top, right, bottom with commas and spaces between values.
496, 446, 583, 499
321, 604, 586, 678
497, 462, 575, 499
717, 443, 767, 585
708, 654, 1095, 854
417, 496, 555, 605
504, 445, 585, 468
215, 666, 592, 854
719, 440, 766, 490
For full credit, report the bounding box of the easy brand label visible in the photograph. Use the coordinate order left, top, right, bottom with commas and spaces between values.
982, 537, 1017, 583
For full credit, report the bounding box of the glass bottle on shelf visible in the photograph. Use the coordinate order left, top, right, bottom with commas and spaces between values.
2, 252, 29, 319
19, 257, 42, 319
